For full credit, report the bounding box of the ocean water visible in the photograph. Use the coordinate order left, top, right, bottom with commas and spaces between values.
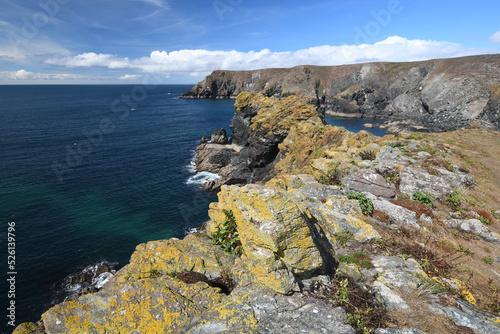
0, 86, 387, 331
0, 85, 235, 330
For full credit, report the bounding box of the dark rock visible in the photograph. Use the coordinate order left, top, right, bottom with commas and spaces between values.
210, 128, 228, 144
200, 136, 209, 143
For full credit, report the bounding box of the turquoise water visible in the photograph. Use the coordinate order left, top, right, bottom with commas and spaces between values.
0, 86, 386, 331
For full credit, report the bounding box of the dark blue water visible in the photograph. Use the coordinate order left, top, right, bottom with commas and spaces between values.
0, 85, 236, 331
0, 86, 386, 331
325, 115, 389, 137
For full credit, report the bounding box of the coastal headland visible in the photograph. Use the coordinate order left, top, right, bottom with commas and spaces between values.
14, 58, 500, 333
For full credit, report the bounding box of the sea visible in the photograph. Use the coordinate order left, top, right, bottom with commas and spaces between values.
0, 85, 387, 331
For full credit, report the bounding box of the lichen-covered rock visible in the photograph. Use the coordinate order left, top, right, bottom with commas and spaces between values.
12, 322, 45, 334
111, 233, 235, 283
209, 183, 332, 294
41, 277, 224, 334
208, 175, 380, 294
183, 285, 355, 334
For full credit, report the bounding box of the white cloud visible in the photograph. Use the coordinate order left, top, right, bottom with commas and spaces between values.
489, 31, 500, 44
45, 36, 491, 77
131, 0, 168, 8
0, 70, 114, 82
119, 74, 142, 80
0, 38, 71, 59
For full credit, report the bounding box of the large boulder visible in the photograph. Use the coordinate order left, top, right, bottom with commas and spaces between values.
208, 175, 380, 294
210, 128, 229, 144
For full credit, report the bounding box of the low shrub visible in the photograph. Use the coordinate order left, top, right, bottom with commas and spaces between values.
412, 191, 435, 209
306, 276, 388, 333
212, 209, 242, 257
334, 230, 354, 247
347, 192, 374, 215
317, 164, 345, 186
445, 190, 463, 211
359, 149, 377, 161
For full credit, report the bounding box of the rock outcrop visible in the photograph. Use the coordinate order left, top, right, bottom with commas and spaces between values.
182, 54, 500, 132
16, 94, 500, 334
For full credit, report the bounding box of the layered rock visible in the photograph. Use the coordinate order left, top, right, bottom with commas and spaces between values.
195, 92, 323, 191
182, 54, 500, 131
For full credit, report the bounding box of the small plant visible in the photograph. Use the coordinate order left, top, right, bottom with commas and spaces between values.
458, 245, 474, 257
347, 192, 374, 215
476, 209, 495, 225
418, 275, 448, 294
333, 278, 350, 304
383, 168, 400, 185
443, 159, 454, 172
124, 272, 132, 281
338, 252, 373, 269
149, 268, 162, 278
334, 230, 354, 247
421, 144, 437, 155
359, 149, 377, 161
400, 254, 412, 260
483, 256, 494, 265
439, 239, 457, 252
488, 303, 500, 314
212, 209, 242, 257
317, 164, 345, 186
445, 190, 464, 211
412, 190, 435, 209
485, 247, 492, 253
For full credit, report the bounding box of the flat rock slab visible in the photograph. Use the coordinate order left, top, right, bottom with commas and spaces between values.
343, 169, 396, 198
444, 219, 500, 244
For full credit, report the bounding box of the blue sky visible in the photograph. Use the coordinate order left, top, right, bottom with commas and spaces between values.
1, 0, 499, 84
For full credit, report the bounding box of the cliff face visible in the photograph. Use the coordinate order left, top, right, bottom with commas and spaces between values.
182, 54, 500, 132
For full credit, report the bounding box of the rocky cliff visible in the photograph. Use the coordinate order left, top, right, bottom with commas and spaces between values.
182, 54, 500, 132
15, 95, 500, 334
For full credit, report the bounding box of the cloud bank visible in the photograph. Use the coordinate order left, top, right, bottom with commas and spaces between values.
45, 36, 489, 77
490, 31, 500, 44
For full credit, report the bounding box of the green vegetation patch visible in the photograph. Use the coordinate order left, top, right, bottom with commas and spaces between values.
412, 191, 435, 209
347, 192, 374, 215
212, 209, 242, 257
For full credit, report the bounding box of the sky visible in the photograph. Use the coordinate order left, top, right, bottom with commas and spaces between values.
0, 0, 499, 84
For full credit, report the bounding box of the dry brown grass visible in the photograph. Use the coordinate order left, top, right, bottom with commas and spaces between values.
389, 198, 433, 219
388, 286, 475, 334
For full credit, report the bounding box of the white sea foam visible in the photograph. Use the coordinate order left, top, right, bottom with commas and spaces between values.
186, 171, 221, 185
93, 272, 113, 289
185, 227, 200, 235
